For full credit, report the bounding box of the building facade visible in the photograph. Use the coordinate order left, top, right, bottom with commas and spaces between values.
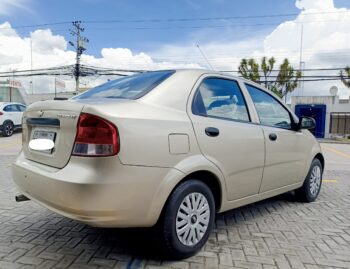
291, 95, 350, 138
0, 81, 27, 104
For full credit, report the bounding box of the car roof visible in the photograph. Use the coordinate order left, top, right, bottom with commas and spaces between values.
0, 102, 26, 107
172, 68, 282, 96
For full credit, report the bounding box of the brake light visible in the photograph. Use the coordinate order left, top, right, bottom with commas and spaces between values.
72, 113, 120, 157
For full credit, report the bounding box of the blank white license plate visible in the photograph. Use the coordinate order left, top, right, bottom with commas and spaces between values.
31, 130, 56, 153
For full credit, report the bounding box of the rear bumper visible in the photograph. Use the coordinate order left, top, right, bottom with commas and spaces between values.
12, 151, 183, 227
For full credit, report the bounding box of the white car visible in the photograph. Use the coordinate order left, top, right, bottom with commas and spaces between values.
12, 70, 323, 258
0, 102, 26, 137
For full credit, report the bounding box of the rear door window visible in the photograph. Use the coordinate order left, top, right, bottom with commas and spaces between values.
16, 105, 26, 112
74, 70, 175, 100
192, 78, 250, 122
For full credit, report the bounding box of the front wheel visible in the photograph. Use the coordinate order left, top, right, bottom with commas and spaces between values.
159, 179, 215, 259
296, 158, 323, 202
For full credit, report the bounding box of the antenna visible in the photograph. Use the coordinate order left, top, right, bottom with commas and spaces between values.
196, 44, 214, 70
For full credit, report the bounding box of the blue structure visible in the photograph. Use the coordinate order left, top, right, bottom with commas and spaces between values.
295, 104, 326, 138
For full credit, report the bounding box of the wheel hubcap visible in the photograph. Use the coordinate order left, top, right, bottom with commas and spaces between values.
309, 165, 321, 196
176, 192, 210, 247
5, 124, 13, 136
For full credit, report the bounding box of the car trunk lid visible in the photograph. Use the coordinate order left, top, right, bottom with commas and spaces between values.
22, 100, 84, 168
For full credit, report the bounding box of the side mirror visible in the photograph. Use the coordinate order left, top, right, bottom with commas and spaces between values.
299, 116, 316, 130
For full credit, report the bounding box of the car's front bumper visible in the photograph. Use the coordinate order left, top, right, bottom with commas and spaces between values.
12, 151, 183, 227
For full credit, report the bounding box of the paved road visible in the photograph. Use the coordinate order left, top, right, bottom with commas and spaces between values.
0, 134, 349, 269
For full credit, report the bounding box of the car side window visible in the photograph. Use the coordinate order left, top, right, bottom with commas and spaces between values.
192, 78, 250, 122
16, 105, 26, 112
3, 105, 13, 112
10, 105, 20, 112
245, 84, 292, 129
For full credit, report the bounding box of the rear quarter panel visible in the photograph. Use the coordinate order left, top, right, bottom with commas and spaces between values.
82, 101, 203, 168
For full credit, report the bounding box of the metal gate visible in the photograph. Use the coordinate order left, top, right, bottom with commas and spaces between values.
330, 112, 350, 136
295, 104, 326, 138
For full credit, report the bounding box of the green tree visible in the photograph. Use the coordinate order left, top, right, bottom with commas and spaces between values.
340, 66, 350, 88
238, 58, 260, 82
238, 57, 301, 98
261, 56, 275, 88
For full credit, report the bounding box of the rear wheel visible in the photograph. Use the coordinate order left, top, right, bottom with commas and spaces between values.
296, 159, 323, 202
159, 179, 215, 259
2, 121, 14, 137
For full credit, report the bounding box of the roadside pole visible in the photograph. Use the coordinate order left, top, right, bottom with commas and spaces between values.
54, 77, 57, 99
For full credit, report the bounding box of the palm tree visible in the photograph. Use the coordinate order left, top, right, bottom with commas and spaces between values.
340, 67, 350, 88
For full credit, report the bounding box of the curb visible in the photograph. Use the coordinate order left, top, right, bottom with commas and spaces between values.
318, 139, 350, 144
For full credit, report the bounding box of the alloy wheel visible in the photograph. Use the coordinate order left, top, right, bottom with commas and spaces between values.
5, 124, 13, 136
309, 165, 321, 196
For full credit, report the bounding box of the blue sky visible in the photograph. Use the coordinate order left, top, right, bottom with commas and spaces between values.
4, 0, 350, 57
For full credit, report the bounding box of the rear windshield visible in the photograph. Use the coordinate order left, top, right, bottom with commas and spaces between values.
74, 70, 175, 100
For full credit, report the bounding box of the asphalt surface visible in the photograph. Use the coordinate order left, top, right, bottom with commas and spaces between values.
0, 133, 349, 269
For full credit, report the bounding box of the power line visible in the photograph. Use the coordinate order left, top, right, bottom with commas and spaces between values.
0, 65, 347, 76
2, 10, 349, 30
0, 19, 344, 33
82, 10, 350, 24
57, 19, 348, 31
2, 21, 72, 30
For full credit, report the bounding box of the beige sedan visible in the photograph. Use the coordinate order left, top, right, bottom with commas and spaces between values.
12, 69, 324, 258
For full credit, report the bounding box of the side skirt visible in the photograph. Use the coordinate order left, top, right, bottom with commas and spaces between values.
219, 182, 303, 213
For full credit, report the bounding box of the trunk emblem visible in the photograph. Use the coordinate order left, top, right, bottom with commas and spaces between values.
38, 110, 44, 117
57, 113, 77, 119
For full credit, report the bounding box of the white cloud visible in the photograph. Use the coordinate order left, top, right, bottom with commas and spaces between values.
31, 29, 67, 53
295, 0, 334, 11
148, 0, 350, 98
263, 0, 350, 98
0, 0, 349, 99
0, 22, 201, 93
0, 0, 32, 16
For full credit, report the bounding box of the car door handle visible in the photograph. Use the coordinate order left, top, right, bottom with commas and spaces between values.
269, 133, 277, 141
205, 127, 220, 137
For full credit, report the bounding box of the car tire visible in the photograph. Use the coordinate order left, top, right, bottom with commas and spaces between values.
159, 179, 215, 259
2, 121, 14, 137
296, 158, 323, 202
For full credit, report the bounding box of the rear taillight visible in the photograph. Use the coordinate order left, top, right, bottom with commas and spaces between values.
72, 113, 119, 157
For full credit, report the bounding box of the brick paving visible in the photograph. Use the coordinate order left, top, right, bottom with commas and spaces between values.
0, 155, 349, 269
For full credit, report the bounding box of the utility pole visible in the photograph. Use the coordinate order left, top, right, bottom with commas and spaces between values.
69, 21, 89, 94
30, 38, 34, 94
298, 23, 304, 96
54, 77, 57, 99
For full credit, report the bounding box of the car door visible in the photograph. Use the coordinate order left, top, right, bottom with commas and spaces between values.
3, 105, 15, 123
188, 76, 265, 201
15, 104, 26, 125
9, 105, 22, 125
244, 84, 309, 193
